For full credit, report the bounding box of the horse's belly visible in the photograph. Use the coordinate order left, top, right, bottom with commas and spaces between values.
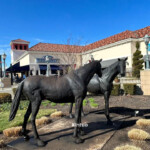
43, 88, 74, 103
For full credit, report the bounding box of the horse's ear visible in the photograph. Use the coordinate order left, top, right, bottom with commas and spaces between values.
99, 59, 102, 62
118, 58, 121, 61
125, 57, 128, 61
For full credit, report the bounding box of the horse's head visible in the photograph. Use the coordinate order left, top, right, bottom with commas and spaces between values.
118, 57, 128, 77
95, 59, 103, 77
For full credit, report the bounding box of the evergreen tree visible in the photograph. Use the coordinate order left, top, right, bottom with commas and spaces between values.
132, 42, 144, 78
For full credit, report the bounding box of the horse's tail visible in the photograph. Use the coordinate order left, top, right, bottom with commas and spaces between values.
9, 81, 24, 121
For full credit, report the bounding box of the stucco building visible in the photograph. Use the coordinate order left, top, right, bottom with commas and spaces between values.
7, 26, 150, 77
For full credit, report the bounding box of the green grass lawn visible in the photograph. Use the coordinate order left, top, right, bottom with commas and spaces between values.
0, 97, 98, 132
0, 108, 56, 132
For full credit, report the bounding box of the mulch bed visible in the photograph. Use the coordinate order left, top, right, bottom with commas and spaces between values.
1, 95, 150, 149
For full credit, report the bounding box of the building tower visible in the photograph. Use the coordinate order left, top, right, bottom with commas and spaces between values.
10, 39, 30, 64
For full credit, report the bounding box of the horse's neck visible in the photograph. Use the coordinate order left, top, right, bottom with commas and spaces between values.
76, 63, 96, 86
102, 64, 119, 83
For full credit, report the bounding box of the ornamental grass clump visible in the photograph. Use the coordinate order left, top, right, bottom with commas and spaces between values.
128, 128, 150, 140
0, 140, 6, 148
36, 116, 51, 126
114, 144, 142, 150
136, 119, 150, 128
50, 111, 63, 118
3, 126, 22, 137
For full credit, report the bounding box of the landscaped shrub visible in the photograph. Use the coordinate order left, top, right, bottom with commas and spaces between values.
83, 99, 88, 106
41, 100, 51, 106
12, 88, 27, 100
51, 102, 57, 106
88, 98, 95, 103
88, 98, 98, 108
60, 103, 65, 106
111, 84, 120, 96
123, 84, 136, 95
0, 93, 12, 103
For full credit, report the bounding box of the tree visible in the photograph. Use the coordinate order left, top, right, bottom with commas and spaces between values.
59, 37, 86, 75
132, 41, 144, 78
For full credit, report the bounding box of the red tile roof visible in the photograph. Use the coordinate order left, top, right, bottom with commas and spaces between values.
134, 26, 150, 38
84, 26, 150, 51
27, 26, 150, 53
29, 43, 84, 53
11, 39, 30, 43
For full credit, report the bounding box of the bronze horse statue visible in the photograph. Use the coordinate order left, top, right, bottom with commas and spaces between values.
9, 60, 102, 147
69, 57, 128, 125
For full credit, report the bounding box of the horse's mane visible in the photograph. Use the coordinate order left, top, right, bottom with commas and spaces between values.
75, 61, 98, 73
102, 61, 118, 74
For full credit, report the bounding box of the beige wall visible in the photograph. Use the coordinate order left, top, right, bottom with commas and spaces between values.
140, 41, 147, 55
82, 41, 132, 69
20, 54, 30, 66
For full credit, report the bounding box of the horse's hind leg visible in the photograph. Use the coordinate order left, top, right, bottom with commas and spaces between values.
22, 102, 31, 140
30, 92, 46, 147
104, 91, 113, 125
69, 103, 74, 118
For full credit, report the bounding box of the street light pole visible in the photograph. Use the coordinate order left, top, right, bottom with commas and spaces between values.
144, 34, 150, 69
2, 53, 7, 77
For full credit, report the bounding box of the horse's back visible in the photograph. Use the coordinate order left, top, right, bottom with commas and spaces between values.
23, 75, 74, 103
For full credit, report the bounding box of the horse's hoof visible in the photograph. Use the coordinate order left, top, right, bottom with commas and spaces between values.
74, 137, 84, 144
24, 135, 30, 141
37, 140, 46, 147
79, 130, 86, 136
107, 120, 113, 125
69, 114, 74, 119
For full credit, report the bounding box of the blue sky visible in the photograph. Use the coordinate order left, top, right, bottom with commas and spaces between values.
0, 0, 150, 67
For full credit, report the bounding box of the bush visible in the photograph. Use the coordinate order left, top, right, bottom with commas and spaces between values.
111, 84, 120, 96
132, 42, 144, 78
51, 102, 57, 106
12, 88, 27, 100
123, 84, 136, 95
60, 103, 65, 106
88, 98, 95, 103
0, 93, 12, 103
90, 102, 98, 108
83, 99, 88, 106
0, 100, 29, 112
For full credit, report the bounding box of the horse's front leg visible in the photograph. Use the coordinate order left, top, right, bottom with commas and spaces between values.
104, 91, 113, 125
69, 103, 74, 118
73, 97, 84, 144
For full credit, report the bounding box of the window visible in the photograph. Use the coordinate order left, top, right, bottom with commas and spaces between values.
24, 45, 27, 50
15, 45, 17, 49
20, 45, 22, 50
